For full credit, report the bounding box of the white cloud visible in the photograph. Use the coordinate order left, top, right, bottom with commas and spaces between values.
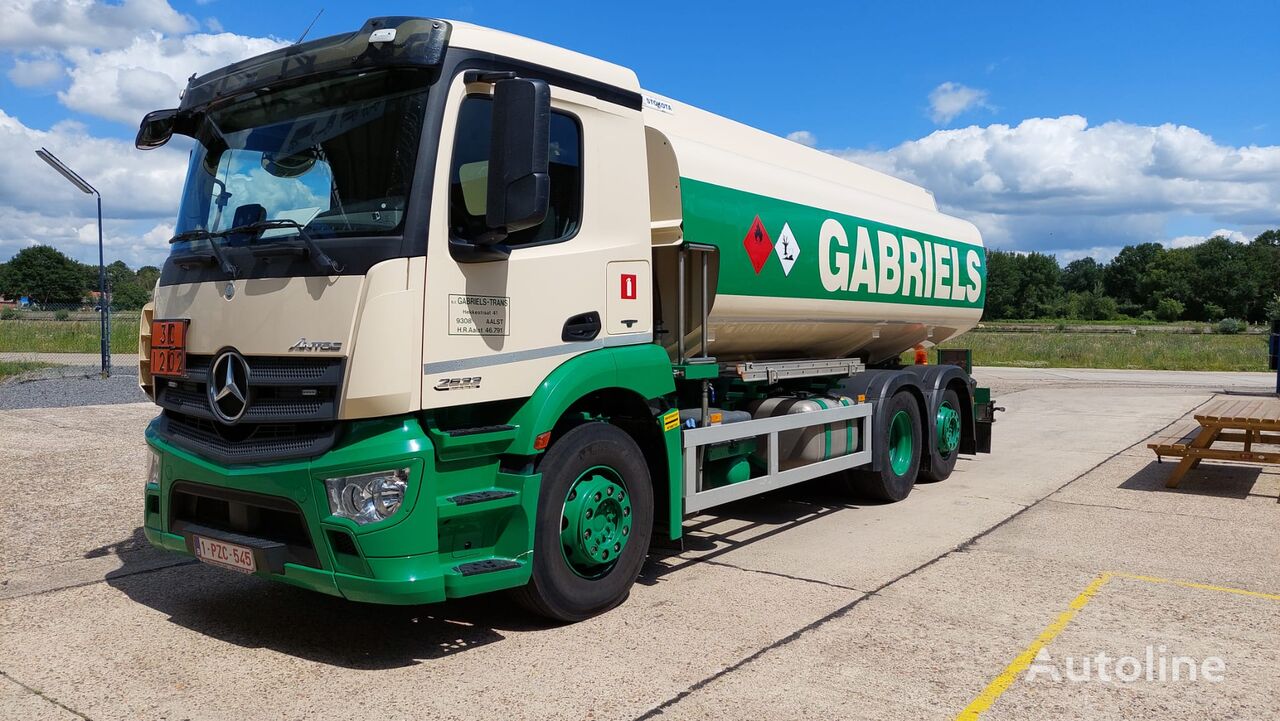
59, 31, 287, 124
0, 0, 192, 52
0, 206, 176, 268
0, 109, 188, 266
0, 110, 188, 218
205, 16, 223, 33
837, 115, 1280, 253
786, 130, 818, 147
1165, 228, 1251, 249
7, 55, 63, 87
927, 82, 993, 124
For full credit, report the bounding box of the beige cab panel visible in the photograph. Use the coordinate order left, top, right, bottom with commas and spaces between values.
421, 69, 652, 410
605, 260, 650, 335
153, 276, 363, 356
151, 257, 426, 421
343, 257, 425, 419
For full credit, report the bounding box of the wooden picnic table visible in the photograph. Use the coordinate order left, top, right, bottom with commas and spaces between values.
1148, 397, 1280, 488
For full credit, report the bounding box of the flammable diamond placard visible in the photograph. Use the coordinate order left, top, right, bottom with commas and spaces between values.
743, 215, 772, 274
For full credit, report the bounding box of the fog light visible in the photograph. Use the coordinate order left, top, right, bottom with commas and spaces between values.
146, 447, 161, 487
324, 468, 410, 525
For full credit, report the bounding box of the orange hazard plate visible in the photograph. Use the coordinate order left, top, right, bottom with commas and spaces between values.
150, 319, 189, 378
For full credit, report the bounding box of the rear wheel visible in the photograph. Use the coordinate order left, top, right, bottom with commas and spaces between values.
843, 391, 921, 502
920, 388, 962, 483
513, 422, 653, 622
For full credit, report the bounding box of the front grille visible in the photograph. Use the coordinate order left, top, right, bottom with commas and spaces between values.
158, 412, 337, 464
154, 353, 343, 463
184, 354, 343, 385
170, 481, 319, 568
160, 385, 330, 422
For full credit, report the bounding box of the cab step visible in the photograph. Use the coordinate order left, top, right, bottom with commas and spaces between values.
448, 489, 517, 505
454, 558, 521, 576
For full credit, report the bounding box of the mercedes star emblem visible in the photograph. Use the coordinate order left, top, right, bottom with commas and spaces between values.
223, 282, 235, 300
208, 350, 250, 424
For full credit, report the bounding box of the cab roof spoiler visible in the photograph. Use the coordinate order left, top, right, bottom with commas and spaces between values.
178, 17, 451, 113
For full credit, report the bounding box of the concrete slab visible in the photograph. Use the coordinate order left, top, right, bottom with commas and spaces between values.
0, 559, 852, 721
0, 674, 81, 721
2, 368, 1277, 721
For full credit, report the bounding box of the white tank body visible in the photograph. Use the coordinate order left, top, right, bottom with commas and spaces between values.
642, 93, 986, 365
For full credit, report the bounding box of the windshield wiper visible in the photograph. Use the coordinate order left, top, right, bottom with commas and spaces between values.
244, 219, 343, 274
168, 228, 238, 277
168, 220, 342, 276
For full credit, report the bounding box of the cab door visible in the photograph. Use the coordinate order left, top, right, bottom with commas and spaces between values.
422, 70, 653, 409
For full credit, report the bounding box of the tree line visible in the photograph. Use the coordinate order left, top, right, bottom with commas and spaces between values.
985, 229, 1280, 323
4, 228, 1280, 320
0, 245, 158, 310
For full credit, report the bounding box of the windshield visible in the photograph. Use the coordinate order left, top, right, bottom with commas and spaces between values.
172, 69, 429, 252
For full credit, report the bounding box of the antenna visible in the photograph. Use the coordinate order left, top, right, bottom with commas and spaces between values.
296, 8, 323, 44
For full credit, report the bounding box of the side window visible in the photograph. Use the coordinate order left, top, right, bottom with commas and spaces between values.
448, 95, 582, 247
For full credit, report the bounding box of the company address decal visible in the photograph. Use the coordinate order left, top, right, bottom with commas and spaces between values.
682, 178, 986, 308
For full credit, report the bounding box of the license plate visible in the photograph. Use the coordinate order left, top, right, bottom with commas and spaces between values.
193, 535, 257, 574
150, 319, 189, 378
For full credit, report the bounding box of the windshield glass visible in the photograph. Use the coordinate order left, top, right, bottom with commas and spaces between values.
172, 69, 428, 251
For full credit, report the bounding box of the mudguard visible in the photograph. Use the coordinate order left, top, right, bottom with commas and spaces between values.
835, 370, 926, 472
837, 365, 979, 473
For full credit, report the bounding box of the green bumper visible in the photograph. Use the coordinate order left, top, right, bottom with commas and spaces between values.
143, 415, 540, 605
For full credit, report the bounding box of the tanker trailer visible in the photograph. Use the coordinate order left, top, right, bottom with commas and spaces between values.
133, 16, 995, 622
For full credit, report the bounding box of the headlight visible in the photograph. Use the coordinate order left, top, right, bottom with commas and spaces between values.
324, 468, 410, 525
146, 448, 161, 487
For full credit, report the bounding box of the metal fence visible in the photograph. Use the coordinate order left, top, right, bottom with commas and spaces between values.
0, 303, 137, 382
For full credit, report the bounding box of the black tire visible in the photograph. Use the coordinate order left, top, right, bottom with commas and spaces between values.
842, 391, 921, 502
920, 388, 962, 483
512, 422, 654, 622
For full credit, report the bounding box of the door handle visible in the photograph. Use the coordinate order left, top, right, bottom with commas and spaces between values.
562, 311, 602, 342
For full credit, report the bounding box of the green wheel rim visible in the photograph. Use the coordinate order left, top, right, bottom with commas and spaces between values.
560, 465, 632, 578
936, 401, 961, 458
888, 410, 914, 476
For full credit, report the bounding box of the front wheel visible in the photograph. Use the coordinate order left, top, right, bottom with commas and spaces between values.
842, 391, 921, 502
513, 422, 653, 622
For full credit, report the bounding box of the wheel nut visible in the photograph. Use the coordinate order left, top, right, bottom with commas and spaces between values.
585, 509, 593, 519
613, 542, 620, 552
594, 492, 602, 502
584, 529, 591, 538
607, 487, 614, 496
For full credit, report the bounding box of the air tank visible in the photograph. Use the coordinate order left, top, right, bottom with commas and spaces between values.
643, 93, 986, 365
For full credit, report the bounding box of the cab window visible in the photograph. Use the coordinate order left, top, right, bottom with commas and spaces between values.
448, 95, 582, 246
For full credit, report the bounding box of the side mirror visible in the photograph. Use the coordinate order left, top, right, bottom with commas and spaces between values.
480, 78, 550, 245
136, 109, 179, 150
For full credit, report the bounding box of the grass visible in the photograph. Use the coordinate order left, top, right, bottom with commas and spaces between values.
0, 313, 1270, 373
932, 331, 1272, 372
0, 315, 140, 354
0, 360, 54, 381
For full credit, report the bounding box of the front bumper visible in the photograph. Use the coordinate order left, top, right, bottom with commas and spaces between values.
143, 414, 540, 605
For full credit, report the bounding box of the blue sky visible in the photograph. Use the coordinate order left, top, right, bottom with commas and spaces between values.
2, 0, 1278, 267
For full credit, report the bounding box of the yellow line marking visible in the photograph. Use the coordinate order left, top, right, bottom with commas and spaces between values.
955, 571, 1280, 720
1110, 572, 1280, 602
955, 572, 1112, 721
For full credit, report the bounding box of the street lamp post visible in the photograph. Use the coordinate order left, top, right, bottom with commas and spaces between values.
35, 147, 111, 378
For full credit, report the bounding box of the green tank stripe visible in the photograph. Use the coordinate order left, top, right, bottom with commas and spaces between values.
681, 177, 986, 309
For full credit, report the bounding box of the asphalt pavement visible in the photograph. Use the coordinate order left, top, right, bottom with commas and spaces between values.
1, 368, 1278, 720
